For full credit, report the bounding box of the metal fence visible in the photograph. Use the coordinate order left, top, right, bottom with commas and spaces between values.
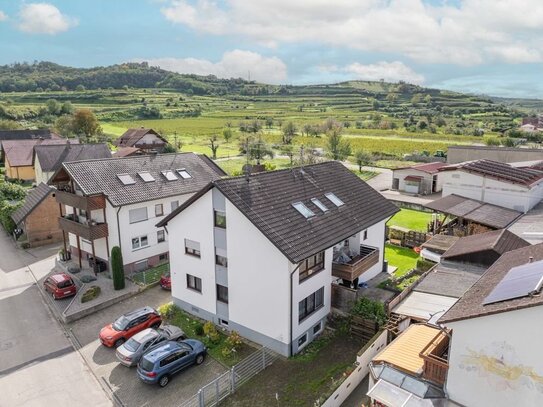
180, 347, 279, 407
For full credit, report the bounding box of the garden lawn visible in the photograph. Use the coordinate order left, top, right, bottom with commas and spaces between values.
385, 243, 419, 277
131, 263, 168, 286
387, 208, 433, 232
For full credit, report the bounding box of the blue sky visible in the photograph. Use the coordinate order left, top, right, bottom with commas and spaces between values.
0, 0, 542, 98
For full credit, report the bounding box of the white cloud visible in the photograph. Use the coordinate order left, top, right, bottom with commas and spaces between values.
18, 3, 78, 35
0, 10, 7, 21
138, 50, 288, 84
160, 0, 543, 65
344, 61, 424, 84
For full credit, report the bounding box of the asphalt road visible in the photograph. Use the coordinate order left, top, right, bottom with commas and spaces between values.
0, 232, 110, 407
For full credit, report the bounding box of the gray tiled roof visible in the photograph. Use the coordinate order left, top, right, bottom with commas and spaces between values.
414, 263, 486, 298
59, 153, 226, 207
3, 139, 79, 167
115, 128, 167, 147
160, 161, 399, 263
439, 243, 543, 324
12, 183, 54, 225
0, 129, 60, 142
34, 143, 111, 172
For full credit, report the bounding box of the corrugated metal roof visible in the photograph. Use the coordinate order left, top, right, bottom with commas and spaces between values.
373, 324, 443, 375
392, 292, 459, 321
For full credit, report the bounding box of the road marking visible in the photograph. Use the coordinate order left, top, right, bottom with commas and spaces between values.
0, 346, 73, 377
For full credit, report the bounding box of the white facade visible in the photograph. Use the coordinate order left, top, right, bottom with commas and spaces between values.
445, 306, 543, 407
392, 168, 442, 195
441, 170, 543, 213
137, 133, 163, 146
166, 187, 388, 356
34, 157, 52, 185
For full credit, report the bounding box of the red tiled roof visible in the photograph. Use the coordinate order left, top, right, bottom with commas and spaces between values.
396, 162, 447, 174
3, 139, 79, 167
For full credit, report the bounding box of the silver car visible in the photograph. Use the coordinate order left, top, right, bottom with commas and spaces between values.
116, 325, 186, 367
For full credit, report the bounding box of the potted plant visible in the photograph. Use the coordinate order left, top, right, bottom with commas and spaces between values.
59, 248, 71, 261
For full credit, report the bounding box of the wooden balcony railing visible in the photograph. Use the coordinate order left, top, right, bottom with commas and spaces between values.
420, 330, 450, 386
332, 245, 379, 281
58, 216, 108, 241
55, 190, 106, 211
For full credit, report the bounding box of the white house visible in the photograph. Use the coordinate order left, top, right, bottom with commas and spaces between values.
440, 159, 543, 213
157, 161, 398, 356
392, 162, 446, 194
439, 243, 543, 407
48, 153, 225, 273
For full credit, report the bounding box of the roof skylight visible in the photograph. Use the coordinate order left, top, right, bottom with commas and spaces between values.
161, 170, 178, 181
138, 171, 155, 182
292, 202, 315, 219
311, 198, 329, 213
117, 173, 136, 185
325, 192, 344, 207
177, 168, 192, 179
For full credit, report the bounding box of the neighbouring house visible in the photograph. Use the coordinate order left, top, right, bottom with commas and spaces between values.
11, 183, 63, 247
34, 142, 111, 184
48, 152, 225, 273
112, 147, 142, 158
520, 123, 537, 133
157, 161, 398, 356
0, 129, 61, 160
2, 138, 78, 181
438, 243, 543, 407
446, 145, 543, 165
391, 162, 446, 194
114, 128, 168, 153
425, 194, 522, 236
367, 324, 450, 406
439, 159, 543, 213
508, 201, 543, 244
521, 115, 542, 128
420, 234, 459, 262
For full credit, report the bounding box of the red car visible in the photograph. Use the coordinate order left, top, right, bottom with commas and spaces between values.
44, 273, 77, 300
99, 307, 162, 348
160, 272, 171, 290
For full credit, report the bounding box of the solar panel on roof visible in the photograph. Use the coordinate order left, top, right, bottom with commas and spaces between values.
483, 259, 543, 305
117, 173, 136, 185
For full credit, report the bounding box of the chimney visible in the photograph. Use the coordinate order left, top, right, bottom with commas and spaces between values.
529, 256, 534, 263
66, 139, 71, 148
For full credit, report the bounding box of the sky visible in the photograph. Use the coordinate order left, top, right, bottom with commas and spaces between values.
0, 0, 542, 98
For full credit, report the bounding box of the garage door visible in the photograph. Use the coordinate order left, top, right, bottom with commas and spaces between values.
404, 182, 419, 194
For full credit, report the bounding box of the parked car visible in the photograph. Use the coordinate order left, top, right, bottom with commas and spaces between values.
99, 306, 162, 348
116, 325, 186, 367
137, 339, 207, 387
44, 273, 77, 300
159, 272, 171, 290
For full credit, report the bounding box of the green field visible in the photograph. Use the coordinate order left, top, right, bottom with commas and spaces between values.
385, 243, 420, 277
387, 208, 434, 231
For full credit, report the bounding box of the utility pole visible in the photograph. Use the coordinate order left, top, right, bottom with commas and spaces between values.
174, 131, 178, 152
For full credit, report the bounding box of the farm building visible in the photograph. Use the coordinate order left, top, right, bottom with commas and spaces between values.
391, 162, 446, 194
447, 145, 543, 164
114, 128, 169, 153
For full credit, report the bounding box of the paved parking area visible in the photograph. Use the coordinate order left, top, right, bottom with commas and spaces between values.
70, 286, 227, 407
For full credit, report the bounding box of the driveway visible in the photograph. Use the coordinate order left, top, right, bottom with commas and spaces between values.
69, 286, 227, 407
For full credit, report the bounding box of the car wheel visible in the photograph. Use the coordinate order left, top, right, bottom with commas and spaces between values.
114, 338, 125, 347
196, 354, 205, 365
158, 374, 170, 387
151, 322, 161, 329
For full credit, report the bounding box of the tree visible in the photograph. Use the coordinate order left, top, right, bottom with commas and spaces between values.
242, 135, 274, 165
75, 84, 86, 92
46, 99, 61, 115
354, 150, 372, 172
282, 121, 297, 144
72, 109, 101, 140
209, 135, 219, 159
61, 101, 74, 115
222, 128, 233, 143
326, 131, 351, 161
111, 246, 125, 290
162, 144, 176, 153
280, 144, 294, 166
54, 115, 75, 137
0, 120, 22, 130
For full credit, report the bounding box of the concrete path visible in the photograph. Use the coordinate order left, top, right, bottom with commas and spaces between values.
341, 374, 370, 407
0, 232, 110, 407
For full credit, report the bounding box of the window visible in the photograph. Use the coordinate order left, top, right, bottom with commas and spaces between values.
363, 230, 368, 240
185, 239, 201, 257
159, 253, 168, 261
117, 173, 136, 185
79, 208, 87, 218
132, 235, 149, 250
325, 192, 344, 207
214, 210, 226, 228
215, 253, 228, 268
129, 207, 148, 224
292, 202, 315, 219
299, 287, 324, 322
157, 230, 165, 243
299, 251, 325, 282
187, 274, 202, 292
161, 170, 178, 181
171, 200, 179, 211
311, 198, 328, 213
177, 168, 192, 179
313, 322, 322, 335
138, 171, 155, 182
297, 334, 307, 347
155, 204, 163, 217
217, 284, 229, 303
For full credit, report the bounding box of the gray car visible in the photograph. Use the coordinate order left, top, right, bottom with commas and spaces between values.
116, 325, 186, 367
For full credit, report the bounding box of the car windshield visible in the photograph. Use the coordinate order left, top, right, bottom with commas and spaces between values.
123, 338, 141, 352
140, 357, 154, 372
112, 316, 130, 331
57, 279, 73, 288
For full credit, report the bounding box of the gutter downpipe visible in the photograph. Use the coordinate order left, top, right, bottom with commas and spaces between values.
289, 262, 302, 357
116, 206, 122, 252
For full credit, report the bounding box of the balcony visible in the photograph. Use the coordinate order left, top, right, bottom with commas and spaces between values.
55, 190, 106, 211
58, 216, 108, 241
332, 245, 379, 281
420, 330, 450, 386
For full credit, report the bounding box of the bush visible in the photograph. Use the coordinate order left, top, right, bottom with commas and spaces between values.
80, 275, 97, 283
81, 285, 101, 303
351, 297, 387, 326
416, 257, 436, 272
158, 302, 181, 320
203, 321, 220, 344
222, 331, 243, 358
0, 200, 23, 234
111, 246, 125, 290
194, 322, 204, 336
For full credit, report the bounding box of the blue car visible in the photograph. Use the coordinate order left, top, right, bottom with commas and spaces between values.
137, 339, 207, 387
